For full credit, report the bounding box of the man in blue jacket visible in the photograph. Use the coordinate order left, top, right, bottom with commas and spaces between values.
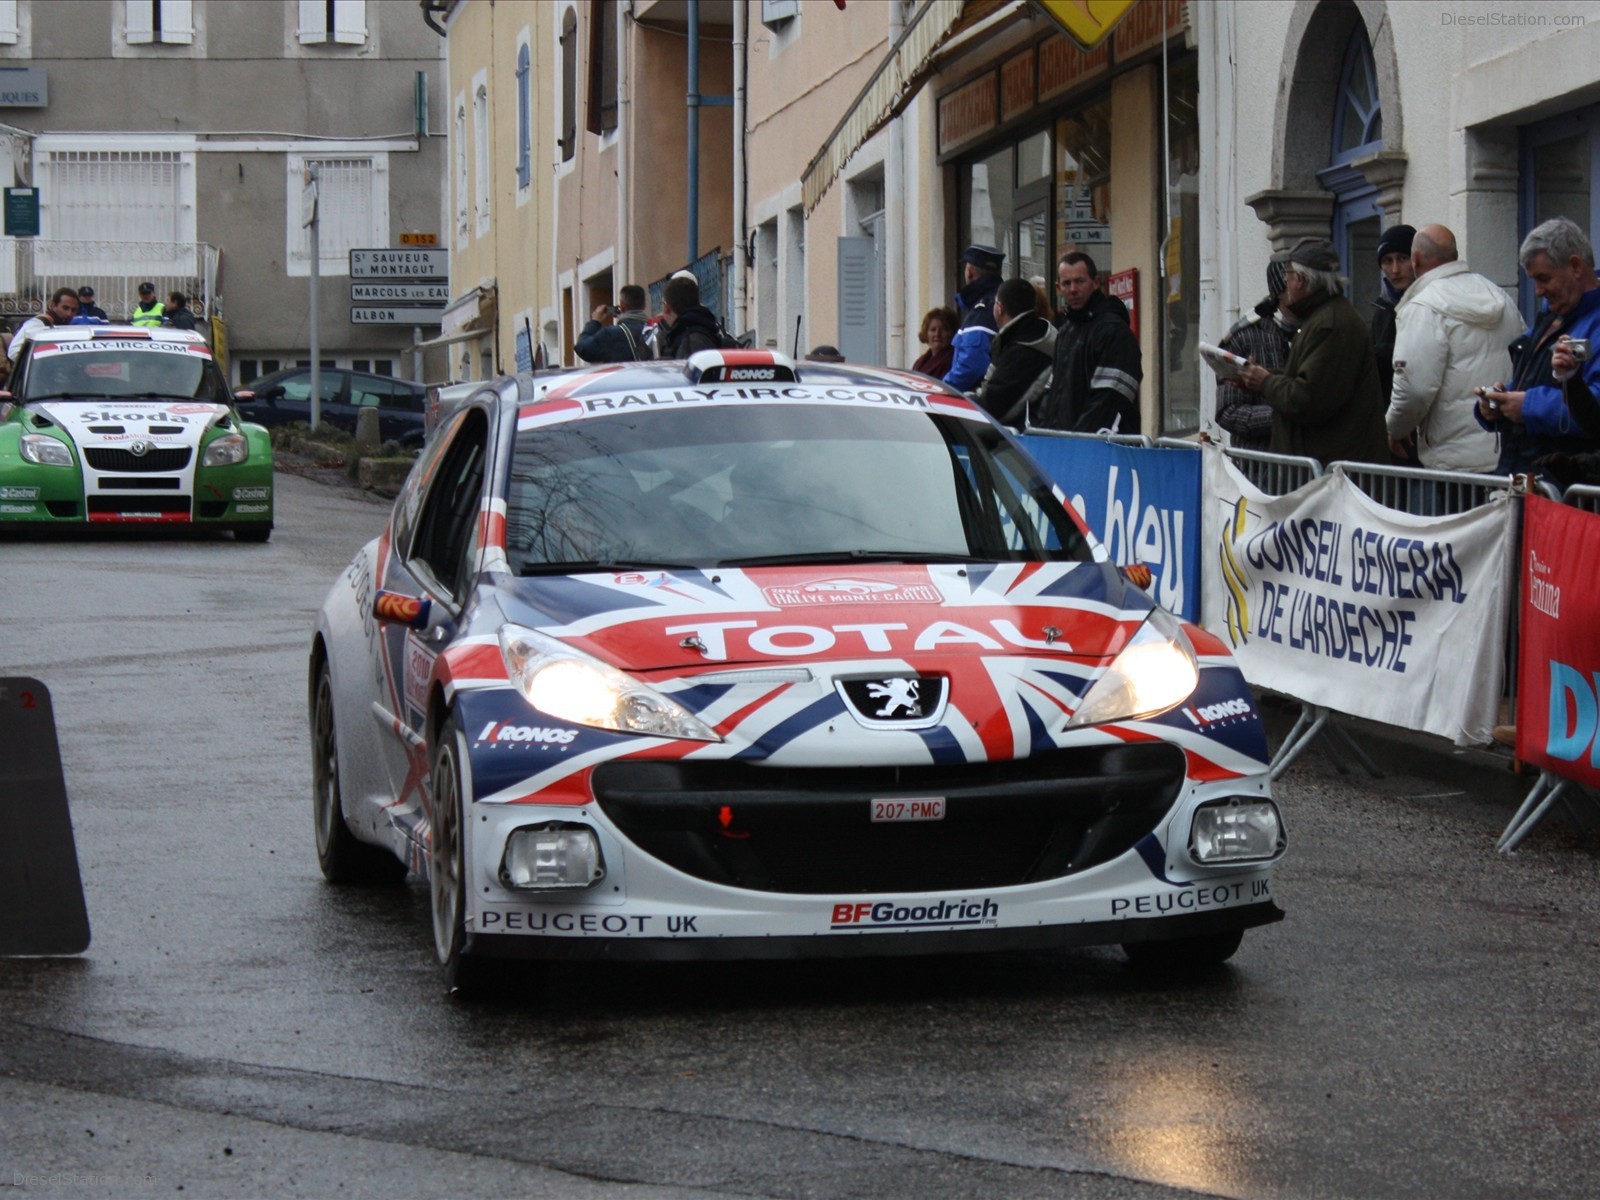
1478, 216, 1600, 478
943, 244, 1004, 394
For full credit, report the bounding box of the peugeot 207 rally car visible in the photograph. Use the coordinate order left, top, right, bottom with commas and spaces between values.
0, 326, 273, 540
309, 350, 1284, 991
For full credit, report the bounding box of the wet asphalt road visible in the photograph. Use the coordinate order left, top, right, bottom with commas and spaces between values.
2, 465, 1599, 1199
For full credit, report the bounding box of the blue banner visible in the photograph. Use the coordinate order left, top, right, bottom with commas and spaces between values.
1017, 436, 1201, 621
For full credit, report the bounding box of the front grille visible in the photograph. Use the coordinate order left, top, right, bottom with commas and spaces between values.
99, 477, 181, 489
85, 446, 191, 473
86, 495, 190, 515
592, 743, 1187, 894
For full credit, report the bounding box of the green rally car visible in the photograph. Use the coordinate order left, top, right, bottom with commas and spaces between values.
0, 325, 274, 541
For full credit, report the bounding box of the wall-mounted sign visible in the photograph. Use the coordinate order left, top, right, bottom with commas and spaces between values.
1031, 0, 1136, 52
351, 282, 450, 303
0, 67, 48, 108
937, 73, 998, 157
3, 187, 39, 238
399, 232, 439, 246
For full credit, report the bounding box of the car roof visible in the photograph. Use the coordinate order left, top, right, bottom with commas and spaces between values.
507, 349, 980, 423
28, 324, 209, 348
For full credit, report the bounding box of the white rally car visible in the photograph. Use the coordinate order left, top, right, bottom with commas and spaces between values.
310, 351, 1284, 993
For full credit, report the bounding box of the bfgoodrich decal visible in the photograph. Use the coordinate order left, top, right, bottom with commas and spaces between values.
829, 898, 998, 930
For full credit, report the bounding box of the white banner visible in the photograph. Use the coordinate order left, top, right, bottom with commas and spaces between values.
1200, 446, 1515, 745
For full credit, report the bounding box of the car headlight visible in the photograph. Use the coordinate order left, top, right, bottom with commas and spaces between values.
1190, 799, 1285, 863
202, 433, 249, 466
498, 624, 722, 742
1066, 607, 1199, 727
20, 433, 74, 467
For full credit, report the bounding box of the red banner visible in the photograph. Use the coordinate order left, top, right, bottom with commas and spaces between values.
1516, 495, 1600, 785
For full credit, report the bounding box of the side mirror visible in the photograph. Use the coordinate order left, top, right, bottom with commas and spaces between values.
233, 389, 255, 402
373, 590, 432, 629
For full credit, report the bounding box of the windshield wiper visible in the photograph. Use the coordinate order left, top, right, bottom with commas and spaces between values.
518, 558, 705, 576
27, 392, 106, 401
718, 549, 982, 567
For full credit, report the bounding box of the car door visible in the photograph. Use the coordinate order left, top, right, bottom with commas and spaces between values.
369, 406, 490, 798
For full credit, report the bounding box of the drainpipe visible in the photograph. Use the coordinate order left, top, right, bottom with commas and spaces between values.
885, 0, 905, 369
617, 6, 632, 290
733, 0, 747, 337
687, 2, 701, 265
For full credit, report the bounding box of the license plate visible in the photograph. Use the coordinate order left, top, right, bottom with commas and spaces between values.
870, 797, 945, 823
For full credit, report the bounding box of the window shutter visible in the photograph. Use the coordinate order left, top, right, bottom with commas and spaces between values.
0, 0, 21, 45
332, 0, 367, 45
160, 0, 194, 45
126, 0, 155, 44
516, 45, 531, 189
836, 237, 878, 364
297, 0, 326, 44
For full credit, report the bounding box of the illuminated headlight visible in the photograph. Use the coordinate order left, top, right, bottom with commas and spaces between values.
20, 433, 73, 467
501, 824, 605, 889
1066, 607, 1199, 727
499, 624, 721, 741
202, 433, 249, 466
1190, 799, 1285, 863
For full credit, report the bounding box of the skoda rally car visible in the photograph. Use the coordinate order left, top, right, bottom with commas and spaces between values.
309, 350, 1284, 990
0, 326, 273, 539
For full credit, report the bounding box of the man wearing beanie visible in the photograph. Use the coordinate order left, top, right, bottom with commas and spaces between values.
1215, 249, 1296, 450
1237, 237, 1388, 464
1372, 223, 1417, 411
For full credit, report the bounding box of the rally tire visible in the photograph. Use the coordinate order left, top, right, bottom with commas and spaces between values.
1122, 929, 1244, 972
311, 661, 405, 885
430, 717, 500, 998
235, 523, 273, 543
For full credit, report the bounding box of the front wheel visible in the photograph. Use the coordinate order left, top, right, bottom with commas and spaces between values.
1122, 929, 1244, 972
311, 661, 405, 885
234, 523, 273, 543
429, 717, 499, 997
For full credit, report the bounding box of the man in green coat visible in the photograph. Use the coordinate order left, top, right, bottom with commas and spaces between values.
1237, 238, 1388, 465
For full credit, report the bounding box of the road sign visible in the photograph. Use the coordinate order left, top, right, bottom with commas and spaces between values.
351, 306, 445, 325
352, 282, 450, 303
349, 248, 448, 279
399, 232, 439, 246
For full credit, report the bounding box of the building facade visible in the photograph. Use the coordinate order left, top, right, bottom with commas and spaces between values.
0, 0, 445, 384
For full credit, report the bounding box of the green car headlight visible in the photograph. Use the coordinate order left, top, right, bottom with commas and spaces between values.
202, 433, 249, 467
20, 433, 73, 467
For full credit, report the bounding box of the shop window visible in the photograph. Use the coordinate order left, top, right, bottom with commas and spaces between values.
1055, 99, 1114, 287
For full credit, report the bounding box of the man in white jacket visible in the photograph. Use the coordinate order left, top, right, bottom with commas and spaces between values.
1386, 224, 1523, 472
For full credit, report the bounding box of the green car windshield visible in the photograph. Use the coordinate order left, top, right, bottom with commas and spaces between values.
23, 345, 230, 403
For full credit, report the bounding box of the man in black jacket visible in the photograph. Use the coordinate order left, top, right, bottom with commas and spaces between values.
655, 276, 722, 359
575, 284, 652, 363
1370, 223, 1415, 415
976, 278, 1056, 426
1038, 252, 1142, 434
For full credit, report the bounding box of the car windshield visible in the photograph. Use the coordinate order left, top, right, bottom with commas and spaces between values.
23, 343, 227, 402
504, 404, 1093, 575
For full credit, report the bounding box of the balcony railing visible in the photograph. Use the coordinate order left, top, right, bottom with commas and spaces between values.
1, 239, 222, 321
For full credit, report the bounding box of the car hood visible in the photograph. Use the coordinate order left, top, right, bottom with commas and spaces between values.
496, 561, 1148, 673
33, 400, 227, 448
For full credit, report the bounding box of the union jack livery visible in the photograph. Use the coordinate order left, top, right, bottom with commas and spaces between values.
310, 350, 1285, 993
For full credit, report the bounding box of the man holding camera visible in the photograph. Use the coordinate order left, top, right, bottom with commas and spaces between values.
1477, 216, 1600, 479
1386, 224, 1522, 472
575, 284, 653, 363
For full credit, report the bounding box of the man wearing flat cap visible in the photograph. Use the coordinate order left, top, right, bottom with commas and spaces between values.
1238, 238, 1388, 464
944, 244, 1005, 394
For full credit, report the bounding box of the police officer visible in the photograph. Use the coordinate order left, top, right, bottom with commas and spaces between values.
131, 282, 164, 327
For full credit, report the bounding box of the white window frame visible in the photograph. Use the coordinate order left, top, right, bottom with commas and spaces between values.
284, 152, 390, 278
297, 0, 367, 46
473, 70, 490, 238
33, 138, 199, 276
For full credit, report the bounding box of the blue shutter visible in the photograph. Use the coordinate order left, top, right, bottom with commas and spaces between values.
516, 45, 531, 190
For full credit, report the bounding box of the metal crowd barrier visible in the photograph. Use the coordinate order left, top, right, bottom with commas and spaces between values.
1332, 461, 1521, 515
1563, 482, 1600, 513
1223, 446, 1322, 496
1018, 427, 1154, 448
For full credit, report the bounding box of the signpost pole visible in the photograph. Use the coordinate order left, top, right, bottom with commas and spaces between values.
303, 167, 322, 431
